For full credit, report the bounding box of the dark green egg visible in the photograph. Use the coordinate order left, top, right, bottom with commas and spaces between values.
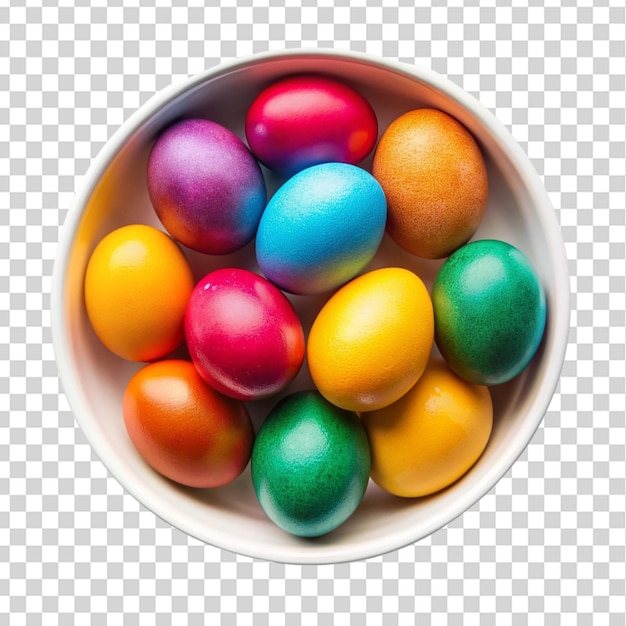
251, 390, 371, 537
432, 239, 547, 386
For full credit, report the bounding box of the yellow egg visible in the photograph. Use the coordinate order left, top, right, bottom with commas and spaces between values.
372, 108, 488, 259
84, 224, 195, 362
361, 358, 493, 498
307, 267, 434, 412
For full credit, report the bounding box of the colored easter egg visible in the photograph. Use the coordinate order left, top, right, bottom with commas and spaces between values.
361, 358, 492, 498
432, 239, 547, 385
245, 75, 378, 178
123, 360, 254, 488
147, 118, 266, 254
251, 390, 371, 537
372, 108, 488, 259
307, 267, 434, 412
255, 163, 387, 295
184, 268, 305, 401
84, 224, 195, 362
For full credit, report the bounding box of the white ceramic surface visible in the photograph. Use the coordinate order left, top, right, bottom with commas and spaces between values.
51, 49, 569, 564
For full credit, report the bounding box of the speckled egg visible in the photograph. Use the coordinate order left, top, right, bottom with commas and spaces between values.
432, 240, 547, 385
255, 162, 387, 295
372, 108, 488, 259
147, 119, 266, 255
185, 268, 305, 400
251, 390, 371, 538
245, 75, 378, 178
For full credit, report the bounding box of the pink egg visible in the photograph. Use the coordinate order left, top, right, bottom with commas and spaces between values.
185, 268, 305, 401
147, 119, 266, 255
245, 75, 378, 178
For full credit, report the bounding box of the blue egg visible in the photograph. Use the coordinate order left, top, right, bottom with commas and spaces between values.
256, 163, 387, 295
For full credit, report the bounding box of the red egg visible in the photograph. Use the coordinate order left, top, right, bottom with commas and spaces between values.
185, 268, 305, 401
245, 75, 378, 178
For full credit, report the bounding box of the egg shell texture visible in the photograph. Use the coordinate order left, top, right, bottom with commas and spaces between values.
147, 118, 266, 255
251, 390, 371, 537
432, 239, 547, 385
372, 108, 488, 259
245, 75, 378, 178
255, 162, 387, 295
307, 267, 434, 412
185, 268, 305, 400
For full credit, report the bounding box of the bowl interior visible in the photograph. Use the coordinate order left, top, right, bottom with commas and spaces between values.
54, 51, 568, 564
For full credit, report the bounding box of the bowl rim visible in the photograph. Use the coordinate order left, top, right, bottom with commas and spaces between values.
51, 48, 570, 564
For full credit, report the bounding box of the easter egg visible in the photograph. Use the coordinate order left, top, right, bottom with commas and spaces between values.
245, 75, 378, 178
361, 358, 492, 498
256, 163, 387, 295
147, 118, 266, 255
185, 268, 305, 401
123, 360, 254, 488
372, 108, 488, 259
307, 267, 434, 412
432, 239, 547, 385
84, 224, 195, 362
251, 390, 371, 537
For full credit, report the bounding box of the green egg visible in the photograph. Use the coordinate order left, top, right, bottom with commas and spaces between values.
251, 390, 371, 538
432, 239, 547, 386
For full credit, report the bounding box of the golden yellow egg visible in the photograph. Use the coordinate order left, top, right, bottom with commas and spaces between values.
307, 267, 434, 413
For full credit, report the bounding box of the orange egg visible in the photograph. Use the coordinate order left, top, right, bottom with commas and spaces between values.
123, 360, 254, 488
372, 108, 488, 259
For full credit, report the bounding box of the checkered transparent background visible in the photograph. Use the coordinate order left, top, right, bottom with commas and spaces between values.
2, 0, 625, 623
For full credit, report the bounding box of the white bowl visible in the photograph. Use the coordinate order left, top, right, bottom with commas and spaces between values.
52, 49, 569, 564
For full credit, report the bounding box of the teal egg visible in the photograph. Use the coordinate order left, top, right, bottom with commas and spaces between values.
251, 390, 371, 537
432, 240, 547, 385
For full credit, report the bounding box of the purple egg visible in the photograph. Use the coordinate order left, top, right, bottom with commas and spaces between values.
147, 119, 267, 255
